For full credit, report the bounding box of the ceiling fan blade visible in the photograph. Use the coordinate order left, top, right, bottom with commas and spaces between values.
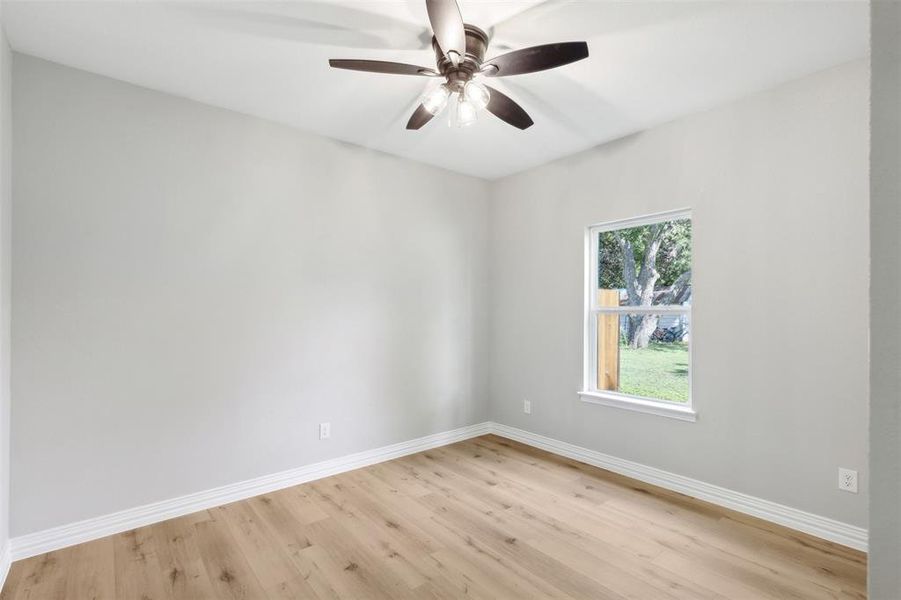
482, 42, 589, 77
406, 105, 436, 130
484, 85, 534, 130
328, 59, 440, 76
426, 0, 466, 59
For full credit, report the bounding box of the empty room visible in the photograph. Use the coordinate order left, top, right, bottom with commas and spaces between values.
0, 0, 898, 598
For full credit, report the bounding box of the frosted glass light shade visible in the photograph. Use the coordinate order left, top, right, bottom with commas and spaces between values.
463, 81, 490, 110
421, 84, 450, 115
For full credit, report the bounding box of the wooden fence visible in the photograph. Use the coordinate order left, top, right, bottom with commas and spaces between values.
597, 289, 619, 391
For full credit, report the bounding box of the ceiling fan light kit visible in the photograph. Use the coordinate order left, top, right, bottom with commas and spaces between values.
328, 0, 589, 131
464, 81, 491, 110
421, 83, 450, 115
454, 91, 478, 127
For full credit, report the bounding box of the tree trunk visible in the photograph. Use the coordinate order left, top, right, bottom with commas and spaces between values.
630, 314, 659, 349
617, 224, 668, 347
658, 269, 692, 306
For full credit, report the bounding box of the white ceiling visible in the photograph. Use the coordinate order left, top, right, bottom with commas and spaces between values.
4, 0, 869, 179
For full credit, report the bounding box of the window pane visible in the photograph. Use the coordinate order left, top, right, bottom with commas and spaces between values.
596, 313, 690, 403
597, 218, 691, 307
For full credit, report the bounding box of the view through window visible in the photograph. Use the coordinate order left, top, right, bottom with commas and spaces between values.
586, 211, 692, 406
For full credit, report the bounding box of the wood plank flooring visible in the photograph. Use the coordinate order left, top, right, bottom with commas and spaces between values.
1, 435, 867, 599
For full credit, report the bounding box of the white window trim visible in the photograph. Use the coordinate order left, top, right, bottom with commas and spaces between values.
578, 390, 697, 421
579, 208, 696, 422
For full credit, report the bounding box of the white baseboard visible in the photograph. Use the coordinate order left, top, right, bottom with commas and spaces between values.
491, 423, 868, 552
7, 419, 867, 563
10, 421, 493, 561
0, 539, 10, 592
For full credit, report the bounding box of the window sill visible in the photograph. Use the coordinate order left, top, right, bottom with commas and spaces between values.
577, 390, 697, 422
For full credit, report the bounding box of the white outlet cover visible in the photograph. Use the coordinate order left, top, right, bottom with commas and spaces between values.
524, 400, 531, 415
319, 422, 331, 440
838, 468, 858, 493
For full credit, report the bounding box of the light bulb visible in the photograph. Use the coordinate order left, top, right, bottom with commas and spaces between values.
463, 81, 490, 111
455, 94, 478, 127
421, 84, 450, 116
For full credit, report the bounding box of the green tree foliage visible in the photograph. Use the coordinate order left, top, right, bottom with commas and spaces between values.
598, 219, 692, 290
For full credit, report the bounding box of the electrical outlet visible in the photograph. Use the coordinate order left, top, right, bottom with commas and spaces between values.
838, 468, 858, 493
523, 400, 531, 415
319, 422, 331, 440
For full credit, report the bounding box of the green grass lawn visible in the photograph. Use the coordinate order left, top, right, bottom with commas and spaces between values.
618, 342, 690, 403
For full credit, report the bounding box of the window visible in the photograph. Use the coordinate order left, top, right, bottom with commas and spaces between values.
580, 209, 695, 421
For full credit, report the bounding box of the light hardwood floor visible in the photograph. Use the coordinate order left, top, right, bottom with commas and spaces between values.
1, 435, 866, 599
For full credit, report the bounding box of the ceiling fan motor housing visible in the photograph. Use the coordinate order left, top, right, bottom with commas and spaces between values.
433, 24, 489, 92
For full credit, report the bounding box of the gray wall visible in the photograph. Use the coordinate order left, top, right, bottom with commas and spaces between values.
487, 60, 869, 527
10, 55, 490, 536
869, 1, 901, 595
0, 13, 11, 562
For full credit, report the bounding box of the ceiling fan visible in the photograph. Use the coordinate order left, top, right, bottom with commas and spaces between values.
328, 0, 589, 130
